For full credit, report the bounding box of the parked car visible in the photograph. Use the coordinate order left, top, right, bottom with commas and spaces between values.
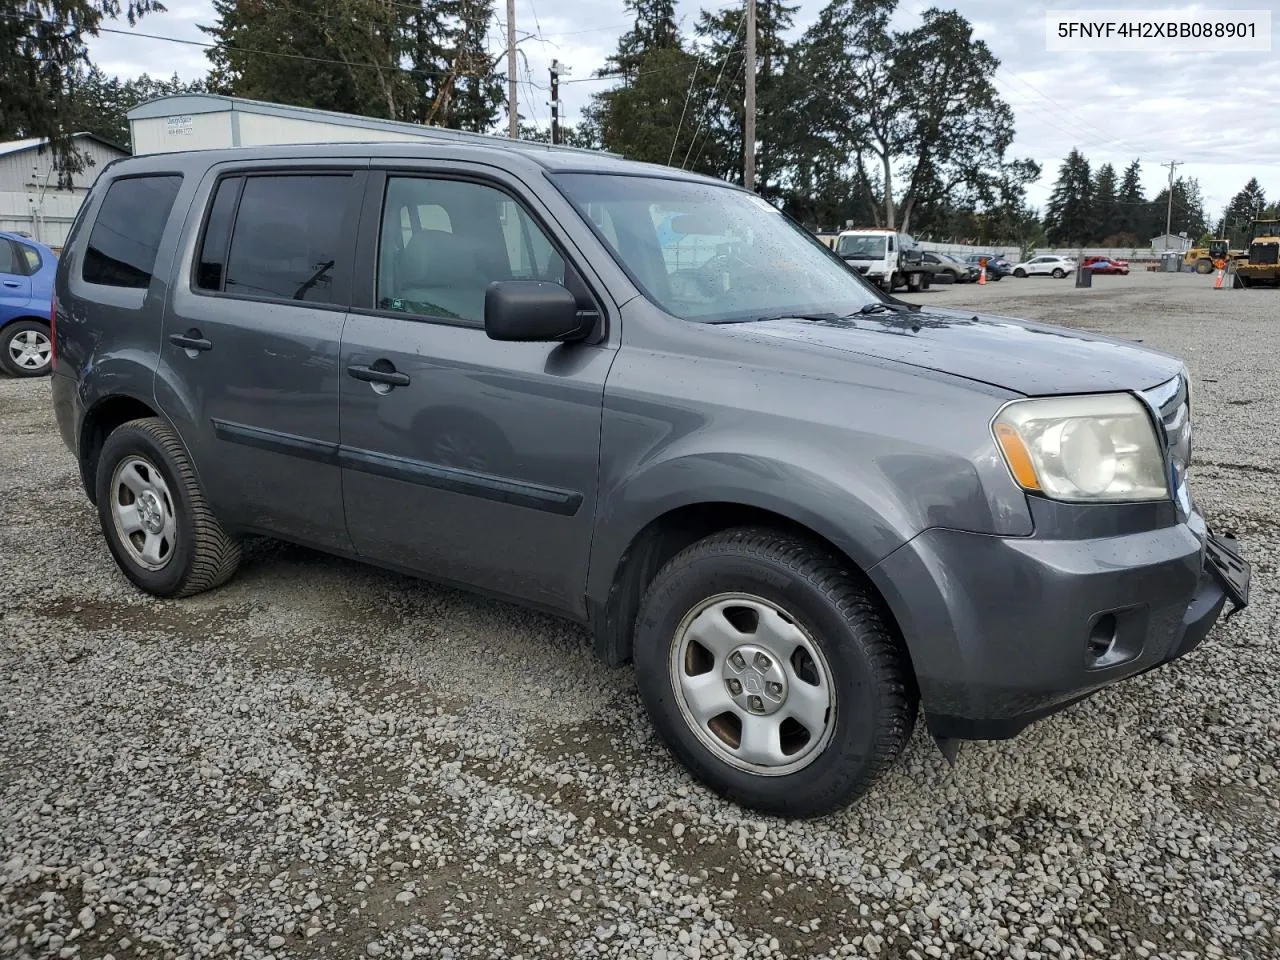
0, 230, 57, 377
961, 253, 1011, 280
1083, 256, 1130, 275
51, 143, 1249, 818
922, 251, 978, 283
1011, 255, 1076, 278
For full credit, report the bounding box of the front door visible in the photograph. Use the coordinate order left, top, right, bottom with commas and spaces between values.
338, 172, 615, 615
156, 168, 365, 551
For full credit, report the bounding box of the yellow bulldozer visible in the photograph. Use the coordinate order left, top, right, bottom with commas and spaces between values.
1184, 238, 1245, 274
1235, 219, 1280, 288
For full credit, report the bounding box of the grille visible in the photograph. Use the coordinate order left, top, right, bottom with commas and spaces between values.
1249, 241, 1279, 265
1144, 375, 1191, 510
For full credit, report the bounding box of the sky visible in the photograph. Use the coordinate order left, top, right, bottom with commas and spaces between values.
84, 0, 1280, 224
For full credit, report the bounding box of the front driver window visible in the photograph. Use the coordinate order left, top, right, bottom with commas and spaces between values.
378, 177, 565, 325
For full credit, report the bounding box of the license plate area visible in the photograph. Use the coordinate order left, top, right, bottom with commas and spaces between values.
1206, 532, 1250, 614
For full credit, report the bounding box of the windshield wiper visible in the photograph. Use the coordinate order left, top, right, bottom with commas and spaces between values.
858, 301, 921, 315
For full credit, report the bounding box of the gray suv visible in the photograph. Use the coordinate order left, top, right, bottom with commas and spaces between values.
51, 142, 1250, 817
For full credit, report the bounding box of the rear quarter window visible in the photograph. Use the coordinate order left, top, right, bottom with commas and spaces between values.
82, 175, 183, 288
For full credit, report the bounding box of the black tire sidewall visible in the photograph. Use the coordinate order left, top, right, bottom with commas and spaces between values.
95, 423, 200, 597
635, 549, 891, 814
0, 320, 52, 378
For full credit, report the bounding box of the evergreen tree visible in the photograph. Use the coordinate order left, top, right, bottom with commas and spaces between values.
1044, 148, 1093, 246
604, 0, 681, 77
1115, 159, 1146, 241
1092, 162, 1118, 242
1220, 177, 1268, 245
692, 0, 798, 190
200, 0, 505, 130
1, 0, 163, 180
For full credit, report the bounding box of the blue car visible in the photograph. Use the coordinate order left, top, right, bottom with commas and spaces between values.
1, 231, 57, 377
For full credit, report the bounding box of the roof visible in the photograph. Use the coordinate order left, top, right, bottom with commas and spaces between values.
0, 132, 129, 159
126, 93, 612, 159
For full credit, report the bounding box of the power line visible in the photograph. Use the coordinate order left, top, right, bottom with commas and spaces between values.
682, 13, 747, 170
2, 10, 462, 82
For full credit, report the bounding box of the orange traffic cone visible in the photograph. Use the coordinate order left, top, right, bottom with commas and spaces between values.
1214, 269, 1224, 290
978, 265, 987, 285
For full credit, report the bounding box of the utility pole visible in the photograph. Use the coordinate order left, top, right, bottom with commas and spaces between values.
743, 0, 756, 191
507, 0, 518, 138
549, 60, 569, 145
1162, 160, 1182, 242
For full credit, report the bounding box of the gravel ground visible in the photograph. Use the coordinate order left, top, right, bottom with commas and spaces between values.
2, 271, 1277, 960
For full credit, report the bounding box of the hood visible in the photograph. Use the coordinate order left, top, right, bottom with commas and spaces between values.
720, 308, 1183, 396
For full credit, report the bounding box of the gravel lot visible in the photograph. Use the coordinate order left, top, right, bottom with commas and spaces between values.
2, 271, 1277, 960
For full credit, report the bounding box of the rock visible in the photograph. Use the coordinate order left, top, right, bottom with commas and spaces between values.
367, 941, 385, 956
268, 935, 286, 949
78, 907, 96, 930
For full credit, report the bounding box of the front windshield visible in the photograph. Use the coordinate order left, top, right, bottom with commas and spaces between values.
554, 173, 880, 323
835, 235, 887, 259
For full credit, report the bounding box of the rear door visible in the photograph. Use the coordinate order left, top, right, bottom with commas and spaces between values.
0, 239, 32, 319
337, 168, 615, 616
155, 165, 365, 550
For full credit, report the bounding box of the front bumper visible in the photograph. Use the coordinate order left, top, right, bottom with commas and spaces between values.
870, 517, 1247, 740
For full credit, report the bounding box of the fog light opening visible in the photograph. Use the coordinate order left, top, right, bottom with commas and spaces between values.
1086, 613, 1118, 661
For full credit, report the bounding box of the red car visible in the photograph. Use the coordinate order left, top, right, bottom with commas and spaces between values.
1083, 256, 1130, 275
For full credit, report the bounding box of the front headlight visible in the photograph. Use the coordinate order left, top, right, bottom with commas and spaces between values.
993, 394, 1169, 502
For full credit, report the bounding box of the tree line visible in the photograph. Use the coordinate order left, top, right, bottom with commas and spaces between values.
8, 0, 1267, 252
1044, 148, 1276, 249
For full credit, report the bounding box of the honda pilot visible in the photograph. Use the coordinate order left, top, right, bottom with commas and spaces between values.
50, 142, 1249, 816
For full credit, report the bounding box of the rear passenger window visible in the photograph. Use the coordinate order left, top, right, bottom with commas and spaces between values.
222, 175, 349, 304
0, 241, 16, 275
20, 245, 41, 274
83, 175, 182, 288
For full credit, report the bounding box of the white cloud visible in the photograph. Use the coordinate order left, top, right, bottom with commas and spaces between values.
83, 0, 1278, 218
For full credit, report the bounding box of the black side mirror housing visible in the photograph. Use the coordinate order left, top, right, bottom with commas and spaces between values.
485, 280, 591, 343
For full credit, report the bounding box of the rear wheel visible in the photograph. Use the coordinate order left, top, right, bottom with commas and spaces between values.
633, 527, 917, 817
0, 320, 52, 378
1051, 268, 1066, 279
1195, 258, 1214, 275
95, 417, 241, 598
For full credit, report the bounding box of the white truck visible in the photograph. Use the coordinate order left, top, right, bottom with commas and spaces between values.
833, 228, 933, 293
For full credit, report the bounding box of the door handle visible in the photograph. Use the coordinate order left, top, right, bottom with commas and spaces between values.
347, 363, 410, 388
2, 281, 20, 288
169, 331, 212, 351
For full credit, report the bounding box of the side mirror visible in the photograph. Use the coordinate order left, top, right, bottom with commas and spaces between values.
485, 280, 591, 343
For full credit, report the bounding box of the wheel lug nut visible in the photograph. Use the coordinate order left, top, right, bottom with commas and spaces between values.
730, 652, 746, 669
727, 678, 742, 695
767, 681, 783, 696
748, 695, 764, 713
754, 653, 771, 671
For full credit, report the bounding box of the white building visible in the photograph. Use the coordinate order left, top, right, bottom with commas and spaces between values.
0, 133, 128, 249
1150, 233, 1192, 254
127, 94, 576, 156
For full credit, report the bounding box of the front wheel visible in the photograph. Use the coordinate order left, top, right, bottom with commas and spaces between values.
0, 320, 52, 378
633, 528, 918, 817
95, 417, 242, 598
1013, 268, 1027, 278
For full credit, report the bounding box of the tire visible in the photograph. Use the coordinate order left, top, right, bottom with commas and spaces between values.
1195, 258, 1214, 275
1013, 268, 1027, 278
95, 417, 241, 598
991, 274, 1002, 281
947, 270, 961, 283
633, 527, 918, 818
1051, 268, 1065, 279
0, 320, 52, 378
